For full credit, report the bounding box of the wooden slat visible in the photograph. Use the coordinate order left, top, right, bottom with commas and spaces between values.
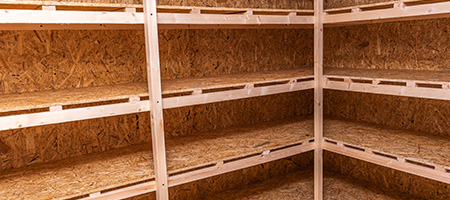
323, 1, 450, 26
0, 9, 313, 30
314, 0, 324, 199
143, 0, 169, 198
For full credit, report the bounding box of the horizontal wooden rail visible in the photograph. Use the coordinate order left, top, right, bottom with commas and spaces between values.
0, 9, 313, 30
0, 79, 313, 131
80, 141, 315, 200
323, 75, 450, 100
323, 1, 450, 26
323, 139, 450, 184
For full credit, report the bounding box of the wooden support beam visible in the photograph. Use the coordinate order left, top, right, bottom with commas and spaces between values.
143, 0, 169, 199
314, 0, 324, 199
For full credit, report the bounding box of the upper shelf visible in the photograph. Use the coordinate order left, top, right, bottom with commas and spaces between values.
324, 68, 450, 101
323, 0, 450, 26
0, 118, 313, 200
0, 1, 314, 30
323, 118, 450, 184
0, 68, 313, 131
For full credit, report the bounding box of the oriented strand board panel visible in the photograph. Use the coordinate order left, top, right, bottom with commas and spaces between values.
324, 18, 450, 71
0, 29, 312, 95
324, 118, 450, 168
0, 90, 313, 171
206, 170, 414, 200
0, 118, 313, 199
129, 152, 314, 200
324, 0, 395, 9
324, 90, 450, 137
325, 151, 450, 200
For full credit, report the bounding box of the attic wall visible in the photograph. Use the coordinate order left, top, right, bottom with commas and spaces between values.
0, 28, 314, 171
10, 0, 314, 9
324, 19, 450, 71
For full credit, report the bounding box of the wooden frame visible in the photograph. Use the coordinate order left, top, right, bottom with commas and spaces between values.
314, 0, 324, 199
143, 0, 169, 199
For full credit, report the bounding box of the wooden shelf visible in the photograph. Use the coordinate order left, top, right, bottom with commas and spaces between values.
0, 2, 314, 30
206, 169, 412, 199
323, 118, 450, 184
0, 68, 313, 131
324, 68, 450, 101
0, 118, 313, 200
323, 0, 450, 26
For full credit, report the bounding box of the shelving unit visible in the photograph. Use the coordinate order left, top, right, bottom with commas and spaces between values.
1, 0, 450, 199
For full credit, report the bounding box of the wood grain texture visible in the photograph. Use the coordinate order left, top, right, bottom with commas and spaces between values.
324, 118, 450, 168
207, 169, 415, 200
325, 152, 450, 200
0, 118, 313, 200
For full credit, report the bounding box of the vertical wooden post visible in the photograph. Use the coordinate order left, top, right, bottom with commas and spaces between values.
314, 0, 324, 200
143, 0, 169, 199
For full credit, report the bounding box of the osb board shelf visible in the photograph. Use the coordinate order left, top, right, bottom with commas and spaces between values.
323, 118, 450, 183
0, 68, 313, 131
0, 68, 312, 113
208, 169, 413, 199
0, 118, 313, 200
324, 68, 450, 101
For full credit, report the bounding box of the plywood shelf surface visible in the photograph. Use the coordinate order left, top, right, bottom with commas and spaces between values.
208, 169, 412, 200
324, 68, 450, 101
1, 68, 312, 113
0, 118, 313, 200
0, 68, 313, 131
323, 118, 450, 183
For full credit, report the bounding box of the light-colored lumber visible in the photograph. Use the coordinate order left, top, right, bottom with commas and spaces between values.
143, 0, 169, 198
314, 0, 324, 199
323, 1, 450, 26
324, 68, 450, 101
0, 118, 313, 200
324, 118, 450, 184
0, 8, 313, 30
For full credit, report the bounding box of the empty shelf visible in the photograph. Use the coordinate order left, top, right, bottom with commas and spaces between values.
207, 169, 412, 200
323, 118, 450, 184
0, 68, 313, 131
324, 68, 450, 101
323, 0, 450, 26
0, 144, 154, 200
1, 118, 313, 199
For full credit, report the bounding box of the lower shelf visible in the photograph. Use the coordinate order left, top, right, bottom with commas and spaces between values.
323, 118, 450, 184
0, 118, 313, 200
207, 169, 412, 200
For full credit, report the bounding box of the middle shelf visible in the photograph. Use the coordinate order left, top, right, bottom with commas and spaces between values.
0, 68, 313, 131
